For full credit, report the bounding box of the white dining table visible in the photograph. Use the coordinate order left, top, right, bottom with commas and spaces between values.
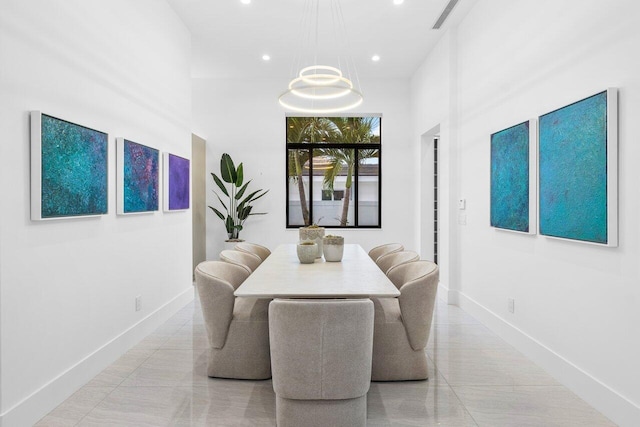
234, 243, 400, 299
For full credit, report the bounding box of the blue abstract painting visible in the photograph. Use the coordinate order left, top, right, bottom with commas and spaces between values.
490, 121, 530, 232
40, 114, 108, 218
539, 91, 608, 244
123, 140, 159, 213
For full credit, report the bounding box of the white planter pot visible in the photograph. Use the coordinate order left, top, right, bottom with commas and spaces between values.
297, 243, 318, 264
323, 236, 344, 262
299, 227, 325, 258
224, 239, 244, 251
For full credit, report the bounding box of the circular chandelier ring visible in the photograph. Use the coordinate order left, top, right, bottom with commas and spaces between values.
289, 74, 353, 88
299, 65, 343, 77
278, 90, 364, 114
297, 65, 344, 85
289, 85, 353, 100
288, 86, 352, 99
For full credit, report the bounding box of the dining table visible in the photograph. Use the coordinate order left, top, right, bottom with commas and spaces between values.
234, 243, 400, 299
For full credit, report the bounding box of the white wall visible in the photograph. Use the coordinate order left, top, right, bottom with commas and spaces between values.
411, 0, 640, 425
0, 1, 193, 425
411, 31, 459, 296
192, 77, 416, 259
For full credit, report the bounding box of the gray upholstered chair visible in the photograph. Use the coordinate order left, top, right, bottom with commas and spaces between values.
220, 249, 262, 274
372, 260, 439, 381
269, 299, 374, 427
376, 250, 420, 275
368, 243, 404, 263
194, 261, 271, 379
235, 242, 271, 262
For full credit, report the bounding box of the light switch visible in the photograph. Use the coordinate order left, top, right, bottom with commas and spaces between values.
458, 198, 466, 210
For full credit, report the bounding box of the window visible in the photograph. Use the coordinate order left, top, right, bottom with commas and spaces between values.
286, 116, 381, 228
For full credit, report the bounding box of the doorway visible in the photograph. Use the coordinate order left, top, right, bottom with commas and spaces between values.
192, 134, 207, 278
433, 137, 439, 265
420, 127, 440, 264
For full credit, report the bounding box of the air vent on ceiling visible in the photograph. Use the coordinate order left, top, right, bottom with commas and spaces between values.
432, 0, 460, 29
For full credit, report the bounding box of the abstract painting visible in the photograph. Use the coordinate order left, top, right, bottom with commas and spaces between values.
31, 112, 108, 220
163, 153, 190, 211
490, 120, 534, 233
538, 89, 618, 246
117, 138, 159, 214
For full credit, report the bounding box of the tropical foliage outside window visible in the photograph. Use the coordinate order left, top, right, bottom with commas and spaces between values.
286, 116, 381, 228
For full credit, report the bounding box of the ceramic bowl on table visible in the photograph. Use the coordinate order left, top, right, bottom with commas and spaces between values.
297, 241, 318, 264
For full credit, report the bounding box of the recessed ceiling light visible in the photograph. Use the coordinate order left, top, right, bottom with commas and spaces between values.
240, 0, 251, 4
372, 55, 381, 62
393, 0, 404, 5
262, 54, 271, 61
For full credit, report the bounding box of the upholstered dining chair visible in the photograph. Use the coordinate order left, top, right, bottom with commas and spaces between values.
269, 299, 374, 427
368, 243, 404, 263
194, 261, 271, 379
220, 249, 262, 274
235, 242, 271, 262
376, 250, 420, 275
371, 260, 439, 381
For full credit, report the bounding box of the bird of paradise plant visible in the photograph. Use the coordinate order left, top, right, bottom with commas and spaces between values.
209, 153, 269, 240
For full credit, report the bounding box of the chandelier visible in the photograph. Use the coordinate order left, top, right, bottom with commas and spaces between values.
279, 0, 363, 114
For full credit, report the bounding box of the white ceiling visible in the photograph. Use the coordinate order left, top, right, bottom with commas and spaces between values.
167, 0, 475, 80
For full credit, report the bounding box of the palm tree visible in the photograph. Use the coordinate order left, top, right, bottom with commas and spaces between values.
320, 117, 380, 226
286, 117, 337, 225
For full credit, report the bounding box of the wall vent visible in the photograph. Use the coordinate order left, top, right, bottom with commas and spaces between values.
432, 0, 460, 29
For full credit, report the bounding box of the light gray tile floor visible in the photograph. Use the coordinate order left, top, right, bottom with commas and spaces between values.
36, 296, 616, 426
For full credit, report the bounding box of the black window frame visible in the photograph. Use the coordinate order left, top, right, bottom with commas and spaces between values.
285, 116, 382, 229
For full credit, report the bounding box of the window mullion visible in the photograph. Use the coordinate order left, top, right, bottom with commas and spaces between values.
308, 147, 313, 226
354, 148, 359, 227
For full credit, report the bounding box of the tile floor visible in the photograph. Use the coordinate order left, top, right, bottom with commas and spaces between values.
36, 296, 616, 426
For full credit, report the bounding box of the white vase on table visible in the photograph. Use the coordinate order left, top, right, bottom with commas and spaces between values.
323, 235, 344, 262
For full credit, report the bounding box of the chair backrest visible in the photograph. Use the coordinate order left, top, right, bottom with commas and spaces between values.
386, 261, 439, 351
194, 261, 250, 349
235, 242, 271, 261
269, 299, 374, 401
368, 243, 404, 263
220, 249, 262, 273
376, 250, 420, 275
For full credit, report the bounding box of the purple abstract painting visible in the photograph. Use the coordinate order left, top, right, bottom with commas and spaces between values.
167, 153, 190, 210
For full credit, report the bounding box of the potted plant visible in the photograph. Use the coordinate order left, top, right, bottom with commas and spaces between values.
323, 235, 344, 262
209, 153, 269, 241
296, 240, 317, 264
299, 224, 325, 258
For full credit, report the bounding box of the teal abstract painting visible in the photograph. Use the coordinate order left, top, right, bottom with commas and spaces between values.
122, 139, 159, 213
539, 91, 608, 244
38, 113, 108, 219
491, 121, 530, 232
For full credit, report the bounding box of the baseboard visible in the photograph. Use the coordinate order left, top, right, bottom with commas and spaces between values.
0, 287, 194, 427
455, 290, 640, 427
437, 281, 459, 305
